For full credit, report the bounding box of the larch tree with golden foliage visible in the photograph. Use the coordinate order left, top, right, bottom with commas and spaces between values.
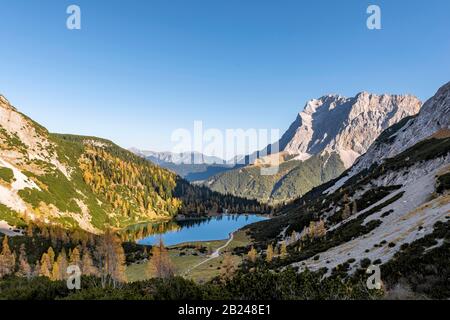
280, 242, 288, 259
33, 260, 41, 277
265, 244, 274, 263
69, 246, 81, 267
0, 236, 16, 278
47, 247, 55, 266
222, 252, 235, 280
39, 253, 52, 278
81, 248, 98, 276
16, 244, 32, 279
342, 203, 351, 220
352, 200, 358, 215
55, 250, 69, 280
147, 237, 175, 279
247, 246, 257, 263
51, 261, 60, 281
95, 229, 127, 288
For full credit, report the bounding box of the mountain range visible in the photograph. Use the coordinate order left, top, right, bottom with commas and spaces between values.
1, 81, 449, 298
245, 81, 450, 296
205, 92, 422, 203
128, 149, 236, 182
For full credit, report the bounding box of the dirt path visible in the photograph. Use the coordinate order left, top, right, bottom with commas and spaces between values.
184, 232, 234, 276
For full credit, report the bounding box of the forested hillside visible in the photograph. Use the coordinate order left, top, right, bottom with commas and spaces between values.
0, 96, 265, 233
206, 153, 345, 203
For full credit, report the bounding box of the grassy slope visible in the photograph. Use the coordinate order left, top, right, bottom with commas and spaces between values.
126, 230, 251, 283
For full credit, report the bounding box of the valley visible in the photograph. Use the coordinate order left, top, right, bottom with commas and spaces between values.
2, 0, 450, 307
0, 81, 449, 300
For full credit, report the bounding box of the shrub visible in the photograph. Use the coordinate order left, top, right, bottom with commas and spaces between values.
360, 258, 371, 269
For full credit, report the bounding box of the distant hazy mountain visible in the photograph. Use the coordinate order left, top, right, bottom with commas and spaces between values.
129, 149, 236, 182
206, 92, 422, 203
128, 149, 226, 165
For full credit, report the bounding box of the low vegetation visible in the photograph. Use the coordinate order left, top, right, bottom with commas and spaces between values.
0, 167, 14, 183
437, 172, 450, 194
381, 220, 450, 299
0, 267, 382, 300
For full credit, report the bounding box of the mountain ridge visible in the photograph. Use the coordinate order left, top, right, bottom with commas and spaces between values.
205, 91, 421, 202
129, 148, 236, 182
326, 81, 450, 194
243, 81, 450, 296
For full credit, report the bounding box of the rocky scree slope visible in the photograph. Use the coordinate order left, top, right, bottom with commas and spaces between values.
244, 81, 450, 298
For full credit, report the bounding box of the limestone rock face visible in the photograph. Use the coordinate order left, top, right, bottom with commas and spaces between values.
351, 81, 450, 173
277, 92, 422, 168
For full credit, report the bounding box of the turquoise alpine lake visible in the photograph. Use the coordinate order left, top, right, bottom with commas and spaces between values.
135, 214, 268, 246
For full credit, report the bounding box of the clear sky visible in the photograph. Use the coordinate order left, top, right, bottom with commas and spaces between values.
1, 0, 449, 156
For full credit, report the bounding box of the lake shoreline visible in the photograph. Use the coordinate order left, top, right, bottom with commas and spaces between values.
174, 212, 271, 222
135, 213, 269, 247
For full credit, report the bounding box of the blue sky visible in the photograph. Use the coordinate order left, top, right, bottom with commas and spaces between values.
1, 0, 449, 155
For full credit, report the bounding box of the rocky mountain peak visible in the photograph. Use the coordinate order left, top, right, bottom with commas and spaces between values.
278, 92, 421, 167
0, 95, 15, 111
302, 95, 347, 115
348, 82, 450, 174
